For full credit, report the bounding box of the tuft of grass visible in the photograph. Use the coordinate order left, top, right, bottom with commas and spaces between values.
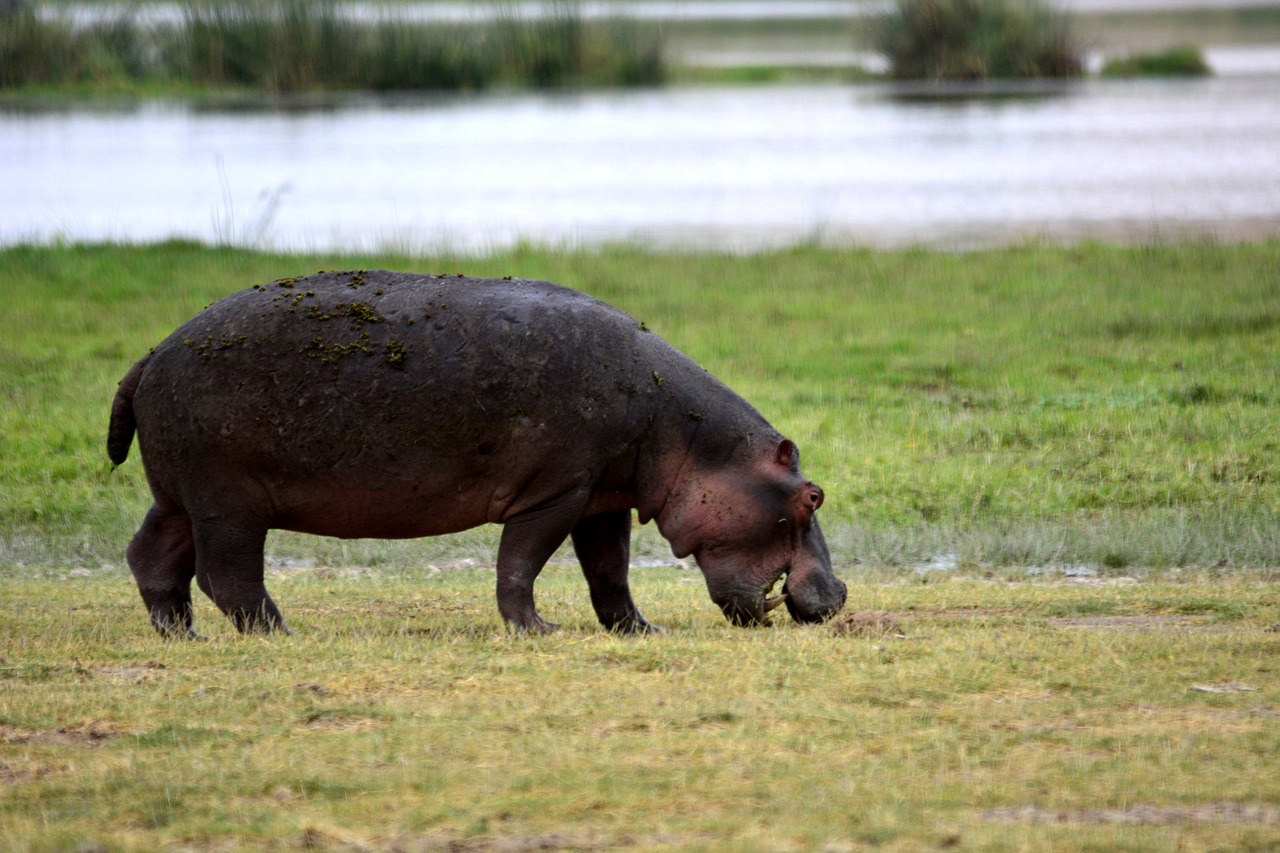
1101, 45, 1211, 77
873, 0, 1084, 80
0, 0, 666, 94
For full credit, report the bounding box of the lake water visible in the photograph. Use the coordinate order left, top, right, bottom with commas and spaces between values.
4, 76, 1279, 252
49, 0, 1280, 24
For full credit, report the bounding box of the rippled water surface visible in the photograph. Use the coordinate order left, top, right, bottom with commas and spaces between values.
4, 77, 1279, 251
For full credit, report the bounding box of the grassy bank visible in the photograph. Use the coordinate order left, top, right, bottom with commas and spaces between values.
2, 240, 1280, 570
1, 568, 1278, 848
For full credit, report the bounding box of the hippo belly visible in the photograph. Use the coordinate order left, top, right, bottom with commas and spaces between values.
131, 271, 650, 539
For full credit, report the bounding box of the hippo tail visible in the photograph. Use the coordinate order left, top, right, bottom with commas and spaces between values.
107, 353, 149, 468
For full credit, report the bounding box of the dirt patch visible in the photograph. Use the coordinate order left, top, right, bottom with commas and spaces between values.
298, 712, 386, 733
92, 661, 167, 683
1051, 615, 1228, 632
906, 607, 1025, 619
830, 610, 906, 638
380, 833, 659, 851
1190, 682, 1258, 694
0, 761, 56, 784
981, 802, 1280, 825
0, 721, 126, 745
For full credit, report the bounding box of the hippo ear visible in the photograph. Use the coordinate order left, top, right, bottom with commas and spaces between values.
774, 438, 798, 470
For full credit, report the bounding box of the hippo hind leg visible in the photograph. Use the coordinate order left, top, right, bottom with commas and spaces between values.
191, 517, 288, 634
571, 511, 659, 635
127, 503, 199, 639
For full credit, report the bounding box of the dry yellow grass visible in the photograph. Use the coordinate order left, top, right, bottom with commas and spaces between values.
1, 565, 1277, 849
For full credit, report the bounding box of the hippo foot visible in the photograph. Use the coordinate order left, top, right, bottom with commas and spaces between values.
150, 614, 205, 641
506, 613, 560, 636
606, 616, 663, 635
156, 626, 209, 641
231, 622, 292, 636
228, 611, 291, 635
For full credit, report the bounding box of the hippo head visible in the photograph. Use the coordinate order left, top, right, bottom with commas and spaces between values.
668, 438, 847, 626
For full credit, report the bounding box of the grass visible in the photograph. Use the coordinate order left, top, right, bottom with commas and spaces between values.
873, 0, 1084, 80
4, 240, 1280, 846
3, 240, 1280, 571
674, 63, 878, 86
0, 0, 666, 94
1101, 45, 1212, 78
1, 566, 1278, 848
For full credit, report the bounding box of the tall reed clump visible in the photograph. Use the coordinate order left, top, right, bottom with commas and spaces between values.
0, 1, 153, 87
178, 0, 500, 91
874, 0, 1083, 81
492, 3, 665, 88
0, 0, 666, 93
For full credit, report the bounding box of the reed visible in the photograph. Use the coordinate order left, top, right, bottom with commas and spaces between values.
874, 0, 1084, 80
0, 0, 666, 93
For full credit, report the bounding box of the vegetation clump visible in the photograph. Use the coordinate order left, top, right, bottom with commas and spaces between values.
0, 0, 667, 94
1101, 45, 1211, 77
873, 0, 1083, 80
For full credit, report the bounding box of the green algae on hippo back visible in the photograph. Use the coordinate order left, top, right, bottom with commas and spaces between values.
108, 270, 845, 637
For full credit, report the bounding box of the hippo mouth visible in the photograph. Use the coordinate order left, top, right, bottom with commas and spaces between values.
719, 568, 789, 627
753, 567, 846, 626
761, 572, 790, 620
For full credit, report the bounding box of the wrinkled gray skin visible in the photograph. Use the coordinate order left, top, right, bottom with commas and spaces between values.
108, 271, 846, 637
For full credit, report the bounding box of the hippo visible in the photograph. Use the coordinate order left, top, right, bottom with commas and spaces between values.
107, 270, 846, 637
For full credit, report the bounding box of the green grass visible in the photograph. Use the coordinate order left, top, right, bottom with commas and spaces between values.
4, 240, 1280, 570
4, 240, 1280, 847
1101, 45, 1212, 78
1, 567, 1278, 848
673, 63, 878, 85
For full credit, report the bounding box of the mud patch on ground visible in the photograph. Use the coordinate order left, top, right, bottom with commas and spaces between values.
981, 802, 1280, 825
298, 711, 387, 733
0, 760, 57, 784
1051, 614, 1229, 632
1190, 681, 1258, 694
906, 607, 1027, 620
829, 610, 907, 638
376, 831, 668, 850
92, 661, 167, 683
0, 721, 127, 745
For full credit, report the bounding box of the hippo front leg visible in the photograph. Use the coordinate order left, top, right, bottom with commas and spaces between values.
496, 496, 587, 635
571, 511, 659, 634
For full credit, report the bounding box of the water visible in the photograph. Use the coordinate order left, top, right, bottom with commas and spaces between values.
3, 77, 1279, 252
48, 0, 1280, 25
